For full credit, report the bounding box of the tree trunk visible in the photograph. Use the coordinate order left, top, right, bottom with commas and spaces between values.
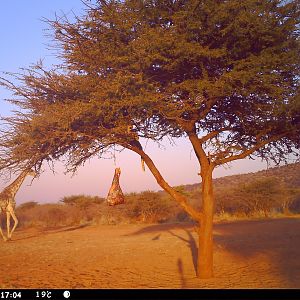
198, 167, 214, 279
129, 144, 212, 277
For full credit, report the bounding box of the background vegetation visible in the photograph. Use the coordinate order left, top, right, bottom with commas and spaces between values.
10, 163, 300, 230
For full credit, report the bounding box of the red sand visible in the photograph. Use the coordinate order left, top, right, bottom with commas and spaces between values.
0, 217, 299, 288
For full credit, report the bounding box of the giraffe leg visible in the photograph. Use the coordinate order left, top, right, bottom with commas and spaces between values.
0, 221, 7, 241
6, 211, 11, 240
6, 206, 18, 240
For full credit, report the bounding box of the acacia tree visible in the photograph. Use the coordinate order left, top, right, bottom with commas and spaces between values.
0, 0, 299, 278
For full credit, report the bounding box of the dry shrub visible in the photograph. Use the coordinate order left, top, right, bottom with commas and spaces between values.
61, 194, 104, 207
18, 201, 39, 210
16, 202, 94, 229
61, 195, 106, 224
17, 204, 67, 229
14, 190, 193, 229
43, 206, 67, 228
214, 211, 248, 223
15, 174, 300, 230
16, 196, 131, 229
125, 191, 174, 223
94, 204, 129, 225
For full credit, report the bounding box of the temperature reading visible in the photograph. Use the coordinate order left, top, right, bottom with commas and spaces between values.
36, 291, 52, 298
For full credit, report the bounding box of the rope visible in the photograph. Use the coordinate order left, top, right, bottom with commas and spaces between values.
113, 145, 117, 166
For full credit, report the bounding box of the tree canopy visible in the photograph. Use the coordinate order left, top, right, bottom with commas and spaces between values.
1, 0, 299, 173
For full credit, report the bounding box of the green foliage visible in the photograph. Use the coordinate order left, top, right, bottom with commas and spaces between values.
0, 0, 299, 173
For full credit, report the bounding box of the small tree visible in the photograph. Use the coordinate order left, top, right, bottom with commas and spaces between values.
238, 177, 283, 217
280, 184, 300, 215
125, 190, 172, 222
0, 0, 299, 278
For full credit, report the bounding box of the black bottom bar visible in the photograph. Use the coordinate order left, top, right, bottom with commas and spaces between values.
0, 289, 299, 300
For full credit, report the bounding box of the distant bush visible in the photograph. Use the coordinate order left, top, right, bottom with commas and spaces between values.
13, 163, 300, 230
44, 206, 68, 228
125, 191, 173, 223
18, 201, 39, 210
240, 177, 283, 216
17, 204, 75, 229
279, 186, 300, 214
290, 196, 300, 213
61, 194, 104, 207
16, 200, 102, 229
215, 187, 245, 215
214, 175, 300, 218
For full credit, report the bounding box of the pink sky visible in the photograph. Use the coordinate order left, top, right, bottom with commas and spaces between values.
0, 137, 272, 204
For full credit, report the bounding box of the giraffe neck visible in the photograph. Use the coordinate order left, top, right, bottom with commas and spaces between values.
5, 170, 30, 198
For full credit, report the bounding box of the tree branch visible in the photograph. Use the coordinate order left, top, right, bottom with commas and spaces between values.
180, 122, 213, 171
215, 134, 286, 165
198, 127, 231, 144
126, 143, 203, 222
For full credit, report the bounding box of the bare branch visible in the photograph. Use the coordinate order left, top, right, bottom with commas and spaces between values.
125, 143, 203, 222
215, 133, 287, 165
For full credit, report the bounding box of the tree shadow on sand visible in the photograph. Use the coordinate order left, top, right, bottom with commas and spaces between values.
124, 223, 199, 279
127, 218, 300, 287
168, 230, 198, 276
213, 218, 300, 287
11, 223, 91, 241
177, 258, 187, 288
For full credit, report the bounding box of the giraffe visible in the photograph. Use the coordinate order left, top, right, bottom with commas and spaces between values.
0, 169, 36, 241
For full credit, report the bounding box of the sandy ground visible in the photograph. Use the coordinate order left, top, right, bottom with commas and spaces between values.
0, 217, 299, 288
